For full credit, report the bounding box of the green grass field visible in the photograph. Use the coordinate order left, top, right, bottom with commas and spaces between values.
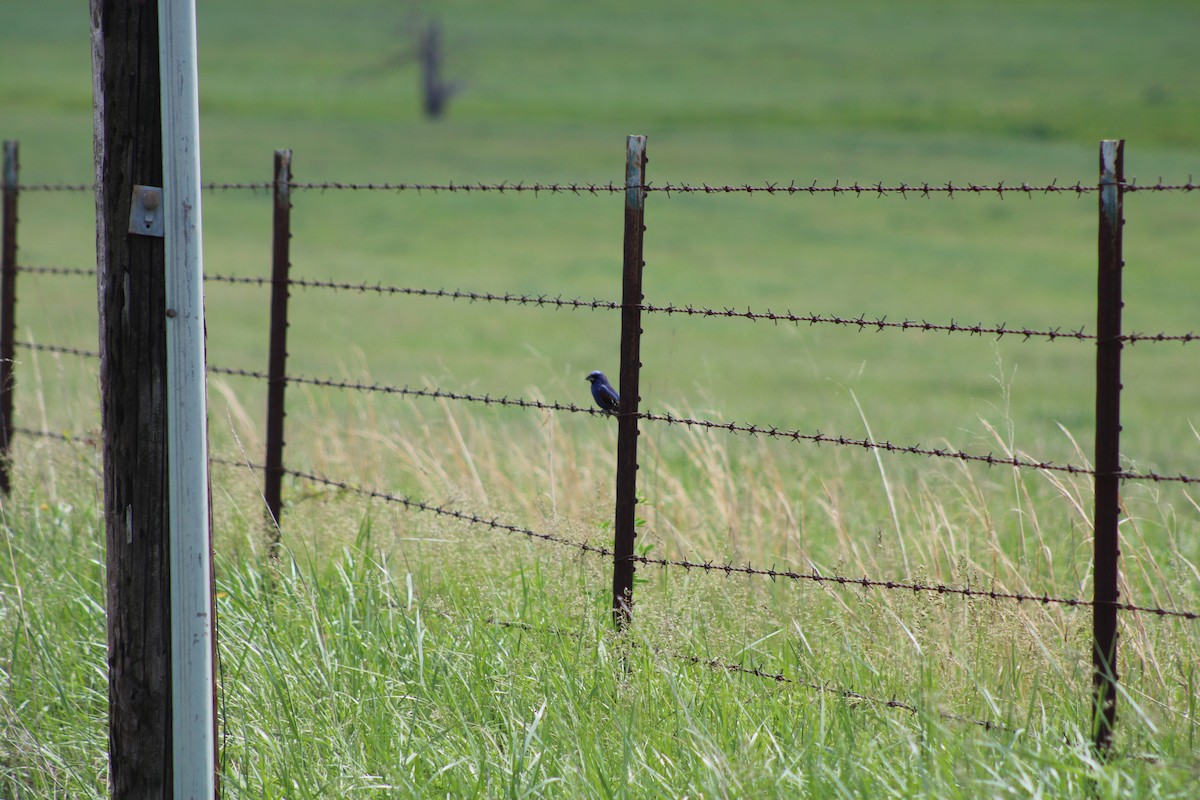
3, 0, 1200, 796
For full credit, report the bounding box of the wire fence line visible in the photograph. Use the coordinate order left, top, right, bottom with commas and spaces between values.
12, 425, 97, 446
282, 466, 615, 559
20, 430, 1200, 626
5, 140, 1198, 755
13, 265, 97, 278
201, 364, 1200, 486
14, 343, 1200, 486
486, 617, 1010, 732
14, 340, 100, 360
274, 465, 1200, 622
204, 273, 1120, 343
15, 423, 1175, 760
16, 178, 1199, 196
17, 264, 1199, 345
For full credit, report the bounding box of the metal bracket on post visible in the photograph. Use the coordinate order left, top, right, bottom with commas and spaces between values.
128, 185, 165, 237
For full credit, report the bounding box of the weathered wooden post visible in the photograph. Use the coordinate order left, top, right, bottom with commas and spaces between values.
92, 0, 174, 793
93, 0, 217, 794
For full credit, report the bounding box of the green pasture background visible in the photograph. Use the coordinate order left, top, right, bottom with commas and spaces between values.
3, 1, 1200, 795
3, 0, 1198, 473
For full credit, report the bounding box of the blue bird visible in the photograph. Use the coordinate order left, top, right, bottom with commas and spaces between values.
586, 370, 620, 414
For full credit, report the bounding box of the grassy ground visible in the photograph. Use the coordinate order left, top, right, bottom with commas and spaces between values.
3, 0, 1200, 796
4, 406, 1200, 797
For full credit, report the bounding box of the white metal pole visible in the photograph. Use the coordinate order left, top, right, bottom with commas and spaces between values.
158, 0, 215, 796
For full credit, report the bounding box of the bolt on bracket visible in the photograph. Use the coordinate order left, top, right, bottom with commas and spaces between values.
128, 185, 164, 237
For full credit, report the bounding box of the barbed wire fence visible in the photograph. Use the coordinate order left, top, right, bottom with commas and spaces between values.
3, 137, 1199, 756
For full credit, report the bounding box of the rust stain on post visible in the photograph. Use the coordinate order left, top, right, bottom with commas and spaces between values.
612, 135, 647, 628
1092, 139, 1124, 754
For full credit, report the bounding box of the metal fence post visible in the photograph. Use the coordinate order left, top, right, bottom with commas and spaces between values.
612, 134, 647, 628
1092, 138, 1125, 754
1, 140, 18, 495
263, 148, 292, 549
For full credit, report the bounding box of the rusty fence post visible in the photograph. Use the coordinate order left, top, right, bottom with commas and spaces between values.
612, 134, 647, 628
263, 148, 292, 549
1092, 139, 1125, 754
0, 140, 18, 495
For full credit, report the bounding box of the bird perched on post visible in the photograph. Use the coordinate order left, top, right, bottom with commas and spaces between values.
586, 371, 620, 414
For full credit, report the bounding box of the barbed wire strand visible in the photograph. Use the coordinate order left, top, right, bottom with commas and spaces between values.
15, 178, 1199, 195
626, 551, 1200, 621
11, 426, 98, 446
635, 409, 1200, 485
487, 618, 1007, 731
282, 466, 614, 559
210, 367, 1199, 485
286, 467, 1200, 621
16, 267, 1199, 345
11, 348, 1199, 484
14, 265, 97, 278
488, 618, 1172, 764
273, 274, 1196, 345
15, 183, 93, 192
14, 341, 100, 359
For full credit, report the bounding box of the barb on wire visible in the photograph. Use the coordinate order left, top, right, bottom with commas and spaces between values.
14, 340, 100, 360
284, 467, 613, 559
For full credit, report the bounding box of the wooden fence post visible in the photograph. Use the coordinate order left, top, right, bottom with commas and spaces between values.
92, 0, 174, 793
0, 140, 18, 495
263, 148, 292, 550
612, 134, 647, 628
1092, 138, 1125, 754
